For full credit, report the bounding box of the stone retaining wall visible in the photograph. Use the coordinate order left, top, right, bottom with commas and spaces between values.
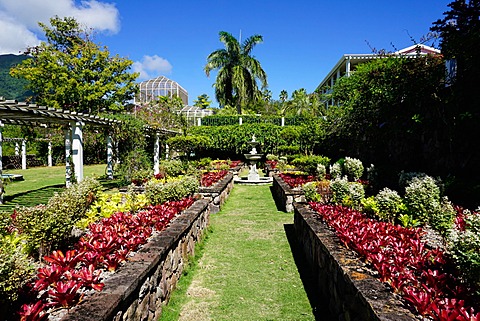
198, 172, 234, 213
293, 202, 417, 321
272, 173, 305, 212
59, 199, 210, 321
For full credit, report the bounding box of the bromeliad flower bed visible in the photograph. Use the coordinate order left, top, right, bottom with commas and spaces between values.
17, 197, 196, 321
308, 203, 479, 320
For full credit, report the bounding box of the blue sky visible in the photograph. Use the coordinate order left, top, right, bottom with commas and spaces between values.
0, 0, 451, 105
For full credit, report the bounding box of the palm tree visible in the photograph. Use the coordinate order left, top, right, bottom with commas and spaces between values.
205, 31, 268, 114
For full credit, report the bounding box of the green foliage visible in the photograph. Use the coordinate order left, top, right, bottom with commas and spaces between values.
205, 31, 267, 113
281, 88, 325, 118
326, 54, 446, 188
144, 176, 198, 205
0, 232, 35, 305
330, 176, 350, 204
345, 182, 365, 208
329, 162, 342, 179
159, 160, 187, 177
448, 210, 480, 289
10, 16, 138, 113
316, 164, 326, 179
430, 196, 456, 237
0, 54, 31, 100
277, 145, 300, 155
291, 155, 330, 176
76, 190, 148, 229
398, 171, 428, 190
193, 94, 212, 108
302, 182, 321, 203
343, 157, 364, 181
398, 214, 421, 228
135, 96, 186, 131
117, 149, 152, 185
190, 123, 283, 155
375, 188, 406, 222
266, 154, 278, 161
361, 196, 380, 217
166, 135, 212, 157
404, 175, 441, 224
13, 177, 102, 257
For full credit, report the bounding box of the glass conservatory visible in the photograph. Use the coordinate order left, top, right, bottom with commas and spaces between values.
135, 76, 188, 105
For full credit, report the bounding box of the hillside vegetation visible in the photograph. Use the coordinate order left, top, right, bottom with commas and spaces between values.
0, 54, 32, 101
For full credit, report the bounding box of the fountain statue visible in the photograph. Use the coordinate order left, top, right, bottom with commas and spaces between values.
235, 134, 273, 184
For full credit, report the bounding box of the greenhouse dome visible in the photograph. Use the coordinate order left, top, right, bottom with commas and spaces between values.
135, 76, 188, 105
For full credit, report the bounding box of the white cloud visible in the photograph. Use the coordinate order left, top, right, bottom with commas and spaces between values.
0, 13, 39, 54
132, 55, 173, 80
0, 0, 119, 54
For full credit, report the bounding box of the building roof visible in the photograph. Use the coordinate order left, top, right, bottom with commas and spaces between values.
135, 76, 188, 105
316, 44, 441, 92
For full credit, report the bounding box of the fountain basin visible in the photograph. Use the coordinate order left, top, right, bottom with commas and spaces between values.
244, 153, 263, 162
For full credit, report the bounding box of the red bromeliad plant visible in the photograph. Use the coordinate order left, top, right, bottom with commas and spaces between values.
18, 197, 196, 321
229, 160, 242, 168
201, 170, 228, 187
279, 173, 315, 188
266, 160, 278, 169
309, 203, 479, 321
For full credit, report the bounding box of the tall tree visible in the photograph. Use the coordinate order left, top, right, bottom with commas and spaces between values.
193, 94, 212, 108
10, 16, 138, 114
204, 31, 268, 114
430, 0, 480, 204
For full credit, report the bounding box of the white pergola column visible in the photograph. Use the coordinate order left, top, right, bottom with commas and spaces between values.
197, 118, 202, 126
346, 57, 351, 77
15, 142, 19, 155
106, 135, 113, 179
47, 141, 52, 167
21, 139, 26, 170
153, 132, 160, 175
281, 117, 285, 127
71, 121, 84, 183
65, 127, 72, 187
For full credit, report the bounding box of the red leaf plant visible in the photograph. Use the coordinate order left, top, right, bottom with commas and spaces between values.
201, 170, 228, 187
18, 300, 48, 321
309, 203, 479, 320
279, 173, 315, 188
18, 197, 196, 319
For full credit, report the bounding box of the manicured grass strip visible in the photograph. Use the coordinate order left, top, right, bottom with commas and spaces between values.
0, 164, 120, 212
160, 185, 316, 321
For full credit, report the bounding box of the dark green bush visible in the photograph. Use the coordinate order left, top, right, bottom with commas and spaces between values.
291, 155, 330, 175
13, 177, 102, 257
144, 176, 198, 205
448, 210, 480, 291
117, 149, 152, 184
0, 233, 35, 306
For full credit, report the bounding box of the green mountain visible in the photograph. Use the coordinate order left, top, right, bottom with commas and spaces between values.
0, 54, 32, 101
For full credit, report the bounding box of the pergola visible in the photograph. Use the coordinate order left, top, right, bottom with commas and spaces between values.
0, 99, 181, 200
0, 99, 119, 193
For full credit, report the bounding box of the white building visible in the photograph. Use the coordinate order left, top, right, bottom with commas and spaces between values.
316, 44, 441, 107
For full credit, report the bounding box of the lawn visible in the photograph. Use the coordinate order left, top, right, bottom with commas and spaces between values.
0, 164, 120, 213
160, 184, 317, 321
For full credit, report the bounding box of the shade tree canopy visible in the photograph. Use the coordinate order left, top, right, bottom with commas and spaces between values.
10, 16, 138, 114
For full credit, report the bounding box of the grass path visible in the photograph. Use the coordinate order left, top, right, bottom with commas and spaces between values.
160, 184, 317, 321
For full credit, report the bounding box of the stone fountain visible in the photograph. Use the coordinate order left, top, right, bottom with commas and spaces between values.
235, 135, 273, 184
